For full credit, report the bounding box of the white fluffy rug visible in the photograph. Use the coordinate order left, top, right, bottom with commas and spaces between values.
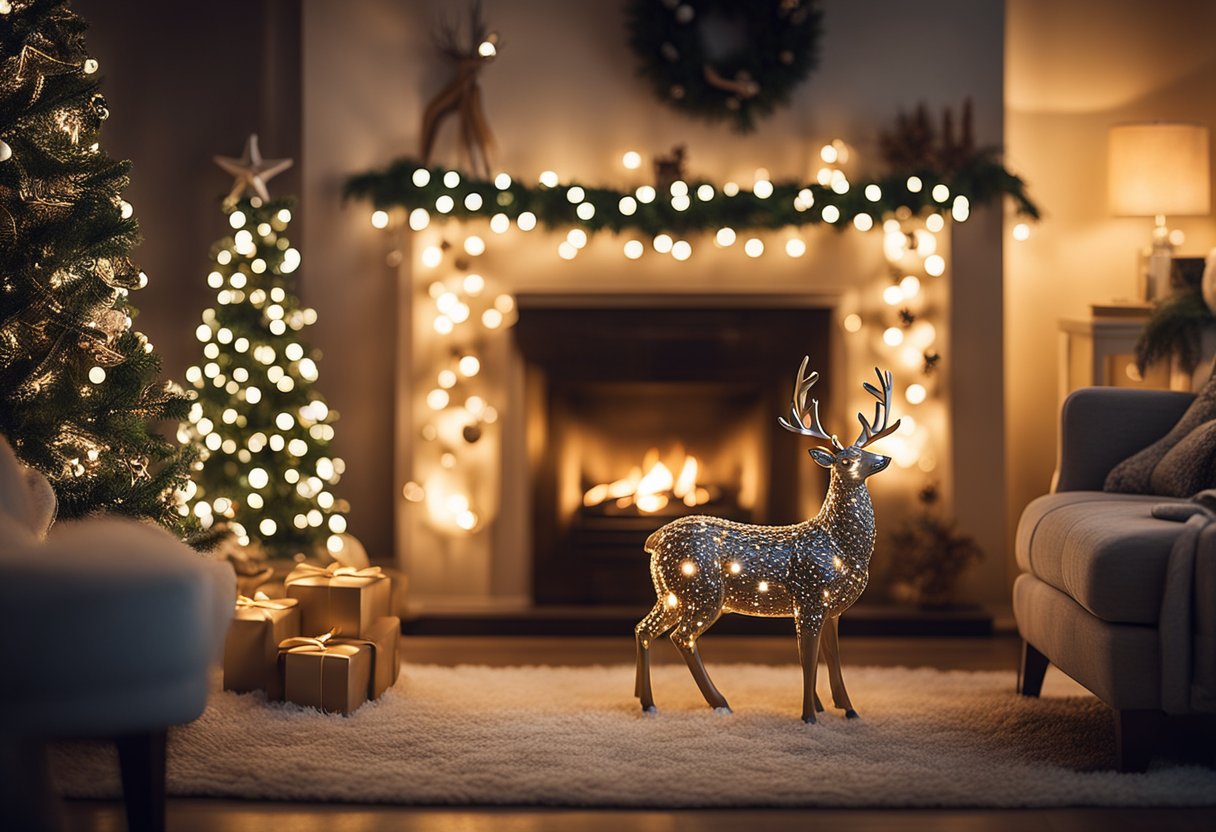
52, 663, 1216, 808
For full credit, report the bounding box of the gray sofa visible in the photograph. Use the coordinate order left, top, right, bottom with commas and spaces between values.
1014, 386, 1216, 771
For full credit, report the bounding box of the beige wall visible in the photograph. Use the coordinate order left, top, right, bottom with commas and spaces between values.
1005, 0, 1216, 574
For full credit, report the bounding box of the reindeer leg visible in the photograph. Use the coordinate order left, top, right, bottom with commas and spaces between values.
796, 609, 824, 723
635, 600, 677, 713
821, 616, 859, 718
670, 614, 730, 713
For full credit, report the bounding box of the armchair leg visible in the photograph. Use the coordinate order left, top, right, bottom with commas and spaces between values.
1017, 639, 1049, 697
116, 729, 167, 832
1115, 709, 1162, 773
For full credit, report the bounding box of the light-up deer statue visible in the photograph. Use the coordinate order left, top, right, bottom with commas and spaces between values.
634, 357, 901, 722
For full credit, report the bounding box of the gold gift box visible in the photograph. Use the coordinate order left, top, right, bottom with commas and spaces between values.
279, 634, 372, 716
346, 616, 401, 700
223, 595, 301, 700
284, 563, 391, 638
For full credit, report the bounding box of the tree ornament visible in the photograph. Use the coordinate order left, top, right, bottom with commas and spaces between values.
626, 0, 823, 132
635, 358, 901, 721
0, 139, 10, 162
462, 424, 482, 444
419, 0, 499, 179
214, 134, 293, 207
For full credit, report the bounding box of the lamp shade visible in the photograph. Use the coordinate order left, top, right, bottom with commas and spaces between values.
1108, 123, 1211, 217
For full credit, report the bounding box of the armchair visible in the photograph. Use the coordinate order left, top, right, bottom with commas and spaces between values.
0, 436, 234, 831
1014, 386, 1214, 771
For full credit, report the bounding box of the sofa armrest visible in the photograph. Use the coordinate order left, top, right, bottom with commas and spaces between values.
1054, 387, 1195, 492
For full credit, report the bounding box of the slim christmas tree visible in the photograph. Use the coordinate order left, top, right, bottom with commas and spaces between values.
0, 0, 194, 533
181, 136, 348, 560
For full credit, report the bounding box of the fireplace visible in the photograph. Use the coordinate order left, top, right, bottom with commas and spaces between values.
514, 297, 832, 605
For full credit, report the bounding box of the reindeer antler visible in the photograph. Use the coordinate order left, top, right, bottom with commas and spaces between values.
853, 367, 902, 448
778, 356, 842, 450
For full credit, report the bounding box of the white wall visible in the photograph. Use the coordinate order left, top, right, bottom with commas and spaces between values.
302, 0, 1010, 605
1005, 0, 1216, 577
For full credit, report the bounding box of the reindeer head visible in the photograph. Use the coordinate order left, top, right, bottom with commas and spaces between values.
777, 356, 902, 482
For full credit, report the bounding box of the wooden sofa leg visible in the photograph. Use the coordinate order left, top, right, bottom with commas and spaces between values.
1017, 639, 1049, 697
116, 729, 167, 832
1115, 709, 1162, 773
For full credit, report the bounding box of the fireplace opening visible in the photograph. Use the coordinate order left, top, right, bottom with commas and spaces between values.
515, 299, 832, 606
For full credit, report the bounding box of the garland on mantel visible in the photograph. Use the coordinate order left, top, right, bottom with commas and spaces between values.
344, 148, 1039, 238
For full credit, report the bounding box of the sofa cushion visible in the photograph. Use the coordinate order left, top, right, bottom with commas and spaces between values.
1016, 491, 1189, 625
1105, 370, 1216, 493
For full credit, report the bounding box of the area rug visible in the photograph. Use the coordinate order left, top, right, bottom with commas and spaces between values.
51, 663, 1216, 808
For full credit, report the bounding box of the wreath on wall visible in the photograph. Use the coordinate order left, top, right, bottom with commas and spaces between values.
626, 0, 823, 133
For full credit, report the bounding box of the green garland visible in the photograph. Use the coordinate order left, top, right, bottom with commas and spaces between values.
345, 149, 1038, 238
625, 0, 822, 133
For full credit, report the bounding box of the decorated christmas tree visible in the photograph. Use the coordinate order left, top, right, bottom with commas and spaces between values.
0, 0, 195, 533
180, 135, 348, 560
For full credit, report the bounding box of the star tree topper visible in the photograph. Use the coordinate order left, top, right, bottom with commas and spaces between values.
214, 134, 292, 205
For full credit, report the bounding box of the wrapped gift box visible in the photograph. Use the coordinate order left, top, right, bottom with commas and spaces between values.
223, 595, 301, 700
279, 634, 372, 716
347, 616, 401, 699
284, 563, 391, 638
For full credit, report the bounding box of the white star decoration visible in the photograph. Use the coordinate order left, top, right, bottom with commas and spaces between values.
214, 134, 292, 204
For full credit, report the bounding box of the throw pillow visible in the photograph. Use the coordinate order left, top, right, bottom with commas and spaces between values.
1149, 419, 1216, 497
1105, 371, 1216, 492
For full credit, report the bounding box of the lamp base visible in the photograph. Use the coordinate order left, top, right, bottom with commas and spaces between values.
1139, 216, 1176, 303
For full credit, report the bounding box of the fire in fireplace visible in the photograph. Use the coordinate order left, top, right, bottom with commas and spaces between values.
515, 297, 832, 606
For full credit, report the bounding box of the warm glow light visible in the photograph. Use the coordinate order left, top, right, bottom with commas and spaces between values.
566, 186, 585, 203
464, 235, 486, 256
883, 327, 905, 347
843, 313, 862, 333
558, 241, 578, 260
671, 240, 692, 260
539, 170, 559, 188
744, 238, 764, 257
435, 195, 454, 214
853, 213, 873, 231
924, 254, 946, 277
516, 211, 537, 231
653, 234, 673, 254
906, 383, 927, 405
865, 184, 882, 201
906, 176, 923, 193
482, 308, 504, 329
636, 185, 656, 204
883, 285, 903, 305
463, 192, 483, 211
715, 228, 736, 247
494, 172, 512, 189
624, 239, 644, 259
443, 170, 460, 188
899, 275, 921, 298
489, 213, 510, 233
622, 150, 642, 170
412, 168, 431, 187
753, 179, 774, 199
458, 355, 481, 377
618, 196, 638, 215
1012, 222, 1031, 241
427, 388, 450, 410
464, 273, 485, 294
952, 195, 970, 222
785, 238, 806, 257
821, 205, 840, 223
932, 184, 950, 203
925, 213, 945, 233
421, 246, 443, 268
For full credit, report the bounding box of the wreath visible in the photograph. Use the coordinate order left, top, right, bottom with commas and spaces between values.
626, 0, 822, 133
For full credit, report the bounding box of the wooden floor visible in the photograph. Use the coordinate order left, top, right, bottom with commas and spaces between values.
65, 634, 1216, 832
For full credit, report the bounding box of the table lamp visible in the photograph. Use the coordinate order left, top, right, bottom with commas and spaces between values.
1109, 122, 1211, 301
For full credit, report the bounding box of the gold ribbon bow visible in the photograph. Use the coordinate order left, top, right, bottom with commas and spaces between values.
235, 591, 298, 611
284, 563, 383, 586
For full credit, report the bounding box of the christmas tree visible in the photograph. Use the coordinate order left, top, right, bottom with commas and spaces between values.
0, 0, 195, 533
180, 136, 348, 560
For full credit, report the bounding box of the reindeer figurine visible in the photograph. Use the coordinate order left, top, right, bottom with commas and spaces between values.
635, 357, 901, 722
